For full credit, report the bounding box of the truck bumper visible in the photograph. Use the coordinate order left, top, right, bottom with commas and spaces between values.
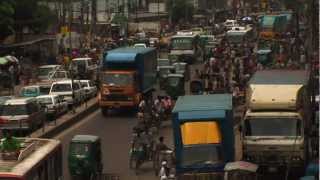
99, 100, 136, 108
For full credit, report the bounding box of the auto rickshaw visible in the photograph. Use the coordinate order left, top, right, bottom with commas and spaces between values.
189, 80, 204, 95
158, 65, 175, 89
224, 161, 259, 180
68, 135, 103, 180
164, 74, 185, 100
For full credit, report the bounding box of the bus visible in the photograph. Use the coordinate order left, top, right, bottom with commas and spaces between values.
0, 138, 62, 180
226, 26, 255, 45
169, 31, 203, 64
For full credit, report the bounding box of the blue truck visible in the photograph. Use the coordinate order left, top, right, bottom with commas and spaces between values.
99, 47, 157, 115
172, 94, 235, 179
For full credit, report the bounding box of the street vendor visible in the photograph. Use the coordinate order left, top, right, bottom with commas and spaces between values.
0, 130, 21, 153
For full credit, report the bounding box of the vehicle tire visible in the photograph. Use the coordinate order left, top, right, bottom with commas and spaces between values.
101, 108, 108, 116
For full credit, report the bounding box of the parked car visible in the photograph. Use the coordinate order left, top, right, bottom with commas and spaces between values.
37, 65, 62, 80
71, 58, 98, 80
80, 80, 97, 99
20, 85, 51, 97
49, 80, 84, 107
37, 95, 68, 120
0, 97, 46, 132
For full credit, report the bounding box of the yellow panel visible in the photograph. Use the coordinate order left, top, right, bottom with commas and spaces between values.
180, 121, 221, 145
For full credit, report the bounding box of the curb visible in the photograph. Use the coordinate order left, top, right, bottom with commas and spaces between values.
31, 100, 99, 138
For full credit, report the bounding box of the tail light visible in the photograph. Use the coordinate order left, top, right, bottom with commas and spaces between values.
0, 117, 8, 124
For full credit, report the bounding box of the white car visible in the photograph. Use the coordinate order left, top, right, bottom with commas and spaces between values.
37, 95, 68, 119
133, 43, 147, 48
80, 80, 97, 99
49, 80, 84, 106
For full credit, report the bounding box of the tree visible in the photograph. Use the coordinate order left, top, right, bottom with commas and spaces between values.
13, 0, 57, 41
167, 0, 194, 24
0, 1, 15, 40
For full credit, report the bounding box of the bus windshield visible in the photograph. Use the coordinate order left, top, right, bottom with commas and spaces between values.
244, 117, 301, 136
171, 38, 194, 50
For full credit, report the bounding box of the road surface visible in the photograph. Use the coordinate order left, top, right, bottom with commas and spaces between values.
55, 109, 174, 180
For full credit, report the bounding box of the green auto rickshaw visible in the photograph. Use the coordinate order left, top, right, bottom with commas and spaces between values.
164, 74, 185, 99
68, 135, 103, 180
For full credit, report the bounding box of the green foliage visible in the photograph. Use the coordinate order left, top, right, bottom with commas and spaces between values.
0, 1, 15, 39
167, 0, 195, 23
0, 0, 57, 41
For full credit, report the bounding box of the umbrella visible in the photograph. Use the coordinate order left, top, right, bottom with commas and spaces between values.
0, 57, 9, 65
5, 55, 19, 64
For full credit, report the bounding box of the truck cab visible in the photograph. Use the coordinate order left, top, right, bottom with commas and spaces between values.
172, 94, 234, 179
242, 70, 310, 172
99, 47, 157, 115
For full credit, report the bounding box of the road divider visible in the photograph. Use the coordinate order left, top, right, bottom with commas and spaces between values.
30, 98, 98, 138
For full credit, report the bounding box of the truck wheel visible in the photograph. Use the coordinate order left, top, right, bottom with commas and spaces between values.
101, 108, 108, 116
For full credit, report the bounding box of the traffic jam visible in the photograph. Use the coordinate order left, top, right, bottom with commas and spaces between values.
0, 1, 318, 180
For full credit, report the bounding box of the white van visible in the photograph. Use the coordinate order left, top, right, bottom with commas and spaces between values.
49, 80, 84, 106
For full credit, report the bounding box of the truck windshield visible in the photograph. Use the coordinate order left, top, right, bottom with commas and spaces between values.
171, 38, 194, 50
244, 117, 301, 136
181, 145, 223, 166
0, 105, 27, 116
103, 73, 133, 86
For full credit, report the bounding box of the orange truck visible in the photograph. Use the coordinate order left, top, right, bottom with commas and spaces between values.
98, 47, 157, 115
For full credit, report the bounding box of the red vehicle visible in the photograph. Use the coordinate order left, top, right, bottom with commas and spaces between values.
0, 138, 62, 180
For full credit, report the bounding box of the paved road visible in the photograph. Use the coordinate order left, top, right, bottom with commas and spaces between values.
55, 109, 174, 180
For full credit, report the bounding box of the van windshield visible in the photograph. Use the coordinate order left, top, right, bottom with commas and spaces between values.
0, 104, 27, 116
244, 117, 301, 136
51, 84, 72, 92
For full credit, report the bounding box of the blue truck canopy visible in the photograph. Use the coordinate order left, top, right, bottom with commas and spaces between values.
249, 70, 309, 85
172, 94, 234, 174
103, 47, 157, 93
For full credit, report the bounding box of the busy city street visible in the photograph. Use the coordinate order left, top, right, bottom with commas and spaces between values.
0, 0, 319, 180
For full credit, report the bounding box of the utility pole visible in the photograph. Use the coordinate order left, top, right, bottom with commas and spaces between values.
68, 0, 76, 114
90, 0, 97, 47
